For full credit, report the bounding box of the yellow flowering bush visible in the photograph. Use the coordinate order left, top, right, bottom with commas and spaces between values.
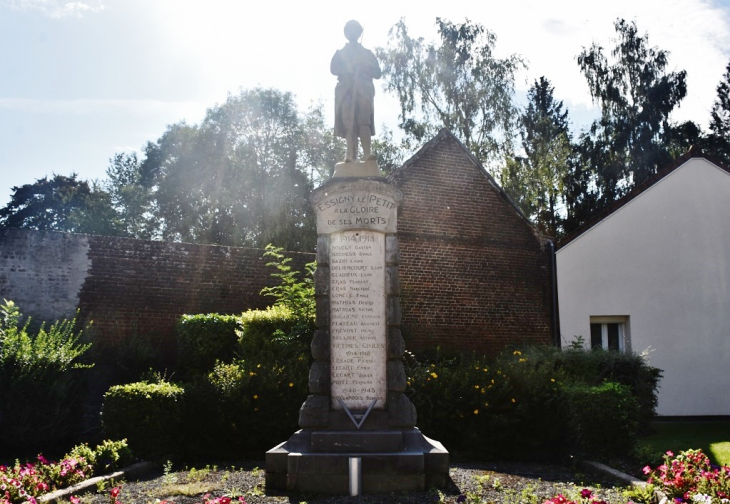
404, 345, 659, 461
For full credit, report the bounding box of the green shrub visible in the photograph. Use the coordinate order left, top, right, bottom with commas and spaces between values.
93, 438, 134, 472
67, 442, 97, 469
238, 305, 313, 359
259, 244, 316, 321
405, 348, 567, 460
404, 344, 658, 461
177, 313, 239, 376
556, 347, 661, 433
66, 439, 134, 474
564, 381, 640, 458
101, 381, 184, 457
180, 354, 310, 458
169, 245, 316, 458
0, 300, 92, 451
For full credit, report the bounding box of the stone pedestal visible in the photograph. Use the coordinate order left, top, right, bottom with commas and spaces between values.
333, 159, 380, 178
265, 176, 449, 495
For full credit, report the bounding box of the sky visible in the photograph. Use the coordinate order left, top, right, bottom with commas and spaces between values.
1, 0, 729, 208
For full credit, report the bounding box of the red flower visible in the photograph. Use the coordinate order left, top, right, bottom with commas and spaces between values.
580, 489, 592, 499
111, 486, 121, 498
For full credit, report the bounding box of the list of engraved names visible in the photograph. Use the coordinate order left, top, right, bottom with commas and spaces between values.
330, 230, 387, 410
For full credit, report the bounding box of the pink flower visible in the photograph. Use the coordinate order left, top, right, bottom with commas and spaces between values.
70, 496, 81, 504
643, 465, 652, 475
667, 451, 675, 457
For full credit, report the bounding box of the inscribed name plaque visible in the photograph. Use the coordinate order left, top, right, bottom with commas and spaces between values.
330, 230, 387, 410
313, 183, 399, 235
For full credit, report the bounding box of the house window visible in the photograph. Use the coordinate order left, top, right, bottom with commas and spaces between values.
589, 316, 629, 351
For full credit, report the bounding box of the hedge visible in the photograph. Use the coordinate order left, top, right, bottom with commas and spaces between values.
101, 381, 184, 457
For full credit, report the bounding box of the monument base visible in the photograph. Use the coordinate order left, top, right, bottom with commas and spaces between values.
333, 158, 380, 178
265, 428, 449, 494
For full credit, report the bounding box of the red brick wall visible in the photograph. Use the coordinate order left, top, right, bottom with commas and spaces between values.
0, 228, 313, 357
389, 130, 554, 356
77, 236, 314, 346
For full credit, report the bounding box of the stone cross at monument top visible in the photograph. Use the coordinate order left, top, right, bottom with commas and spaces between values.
264, 21, 448, 495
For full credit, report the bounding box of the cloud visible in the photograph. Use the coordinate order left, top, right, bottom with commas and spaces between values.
542, 18, 580, 36
1, 0, 104, 18
0, 98, 207, 121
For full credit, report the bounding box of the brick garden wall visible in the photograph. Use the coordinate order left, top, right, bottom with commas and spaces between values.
0, 228, 313, 355
389, 130, 554, 356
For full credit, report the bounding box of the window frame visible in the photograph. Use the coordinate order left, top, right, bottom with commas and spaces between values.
589, 316, 630, 352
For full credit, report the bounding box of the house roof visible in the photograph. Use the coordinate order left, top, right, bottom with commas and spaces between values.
557, 149, 730, 250
387, 128, 538, 234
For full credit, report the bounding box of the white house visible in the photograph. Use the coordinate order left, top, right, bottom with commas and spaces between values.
557, 154, 730, 416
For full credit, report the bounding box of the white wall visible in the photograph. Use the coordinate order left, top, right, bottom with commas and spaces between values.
557, 158, 730, 416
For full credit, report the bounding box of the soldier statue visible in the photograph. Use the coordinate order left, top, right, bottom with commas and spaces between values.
331, 20, 382, 163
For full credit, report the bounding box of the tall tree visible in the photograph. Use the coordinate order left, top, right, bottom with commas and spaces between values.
104, 152, 152, 239
0, 174, 120, 235
299, 102, 346, 185
502, 77, 572, 238
377, 18, 525, 166
141, 88, 321, 251
568, 19, 687, 229
371, 126, 407, 175
706, 61, 730, 164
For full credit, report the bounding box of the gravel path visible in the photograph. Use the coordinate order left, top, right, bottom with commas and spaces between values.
71, 460, 630, 504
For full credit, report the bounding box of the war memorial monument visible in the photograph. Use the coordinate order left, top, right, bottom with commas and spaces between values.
264, 20, 450, 495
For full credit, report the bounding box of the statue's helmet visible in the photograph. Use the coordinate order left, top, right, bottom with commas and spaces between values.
344, 20, 363, 42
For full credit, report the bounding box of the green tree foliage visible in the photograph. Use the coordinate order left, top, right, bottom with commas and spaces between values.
0, 173, 120, 235
502, 77, 572, 238
706, 61, 730, 164
299, 101, 346, 184
140, 88, 325, 251
104, 152, 153, 239
259, 244, 315, 321
371, 126, 407, 175
569, 18, 687, 228
377, 18, 525, 165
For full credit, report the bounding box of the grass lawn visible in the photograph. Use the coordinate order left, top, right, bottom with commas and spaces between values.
639, 420, 730, 466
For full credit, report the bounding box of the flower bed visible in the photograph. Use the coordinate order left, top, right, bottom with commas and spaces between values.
1, 455, 92, 504
541, 489, 610, 504
640, 449, 730, 503
539, 449, 730, 504
0, 440, 132, 504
